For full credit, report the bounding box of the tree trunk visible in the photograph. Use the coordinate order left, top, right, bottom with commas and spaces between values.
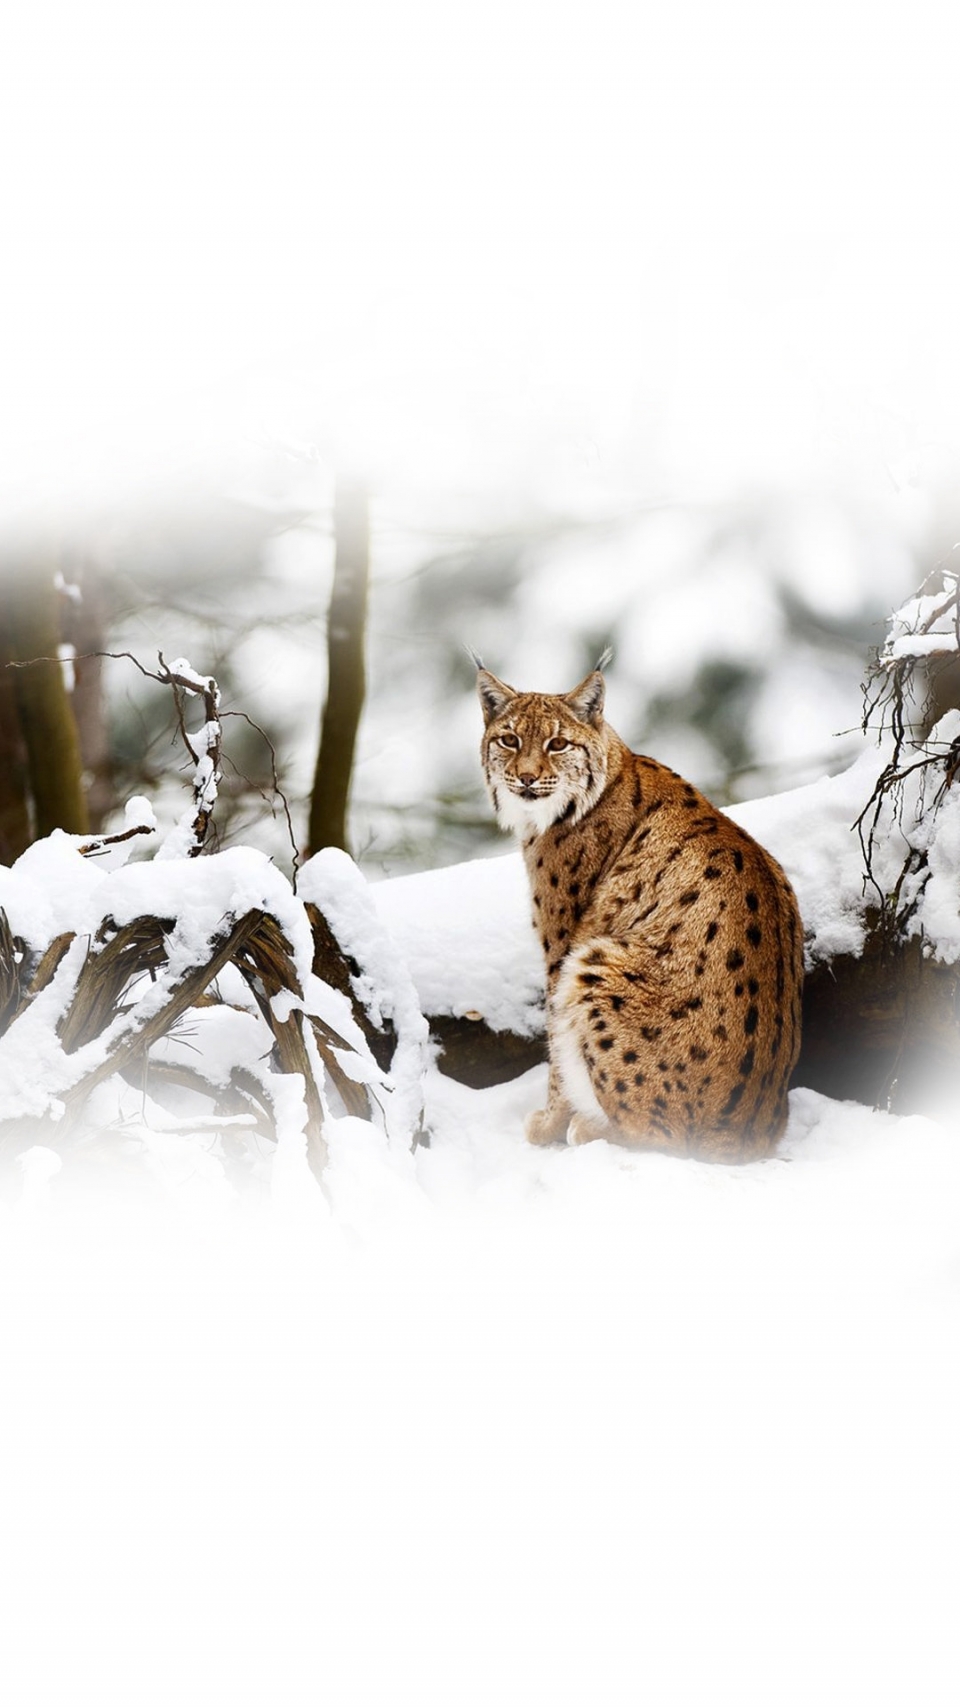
6, 566, 89, 840
0, 607, 32, 862
65, 557, 113, 832
307, 479, 370, 857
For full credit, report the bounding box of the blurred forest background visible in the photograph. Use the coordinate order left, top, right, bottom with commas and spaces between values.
0, 455, 947, 877
2, 0, 959, 878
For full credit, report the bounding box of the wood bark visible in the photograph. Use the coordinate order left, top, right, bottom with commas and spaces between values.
64, 558, 114, 832
4, 566, 89, 840
0, 607, 32, 862
307, 479, 370, 857
790, 933, 960, 1114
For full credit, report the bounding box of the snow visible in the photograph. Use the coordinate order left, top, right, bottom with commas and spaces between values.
299, 847, 432, 1147
164, 657, 219, 700
0, 1063, 957, 1707
124, 793, 157, 833
730, 745, 896, 964
884, 631, 959, 661
916, 787, 960, 962
1, 829, 105, 942
880, 585, 960, 666
1, 759, 959, 1704
371, 852, 544, 1034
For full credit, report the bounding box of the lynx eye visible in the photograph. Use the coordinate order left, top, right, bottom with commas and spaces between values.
497, 731, 521, 750
546, 737, 570, 753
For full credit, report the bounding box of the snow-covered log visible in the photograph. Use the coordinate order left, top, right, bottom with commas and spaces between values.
0, 829, 429, 1187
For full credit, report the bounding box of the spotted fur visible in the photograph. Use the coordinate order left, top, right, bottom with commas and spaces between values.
477, 662, 803, 1160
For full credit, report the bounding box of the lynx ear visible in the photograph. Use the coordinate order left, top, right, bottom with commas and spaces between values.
476, 666, 517, 726
564, 668, 606, 726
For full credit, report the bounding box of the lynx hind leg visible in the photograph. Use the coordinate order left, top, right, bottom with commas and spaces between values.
524, 1065, 573, 1146
553, 936, 786, 1161
551, 937, 658, 1140
552, 936, 687, 1153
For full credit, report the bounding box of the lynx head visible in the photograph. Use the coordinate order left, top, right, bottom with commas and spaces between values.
475, 656, 611, 834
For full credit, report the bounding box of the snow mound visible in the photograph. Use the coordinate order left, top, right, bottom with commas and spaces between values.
300, 847, 431, 1146
730, 745, 890, 964
372, 852, 544, 1034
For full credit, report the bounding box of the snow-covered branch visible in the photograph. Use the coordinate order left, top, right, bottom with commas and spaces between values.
0, 823, 429, 1189
155, 654, 223, 858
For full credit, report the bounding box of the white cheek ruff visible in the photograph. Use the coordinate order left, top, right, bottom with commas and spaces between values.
493, 788, 570, 836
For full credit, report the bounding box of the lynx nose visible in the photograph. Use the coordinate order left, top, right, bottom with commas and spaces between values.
516, 769, 538, 789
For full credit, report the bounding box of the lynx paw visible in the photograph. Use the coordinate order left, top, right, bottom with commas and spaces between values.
525, 1108, 568, 1147
566, 1112, 612, 1147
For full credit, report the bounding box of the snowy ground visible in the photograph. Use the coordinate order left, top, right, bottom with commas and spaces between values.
1, 1062, 957, 1707
1, 725, 958, 1704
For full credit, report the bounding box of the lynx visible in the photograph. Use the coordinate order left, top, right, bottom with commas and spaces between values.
476, 656, 803, 1160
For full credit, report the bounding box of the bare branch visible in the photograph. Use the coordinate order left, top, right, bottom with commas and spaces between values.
221, 709, 299, 887
857, 569, 960, 945
78, 822, 155, 858
7, 647, 299, 871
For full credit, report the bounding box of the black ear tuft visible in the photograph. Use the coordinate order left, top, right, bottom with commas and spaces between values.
564, 669, 606, 727
476, 667, 517, 726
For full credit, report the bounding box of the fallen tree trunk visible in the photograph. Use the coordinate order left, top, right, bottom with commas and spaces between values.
424, 942, 960, 1115
791, 937, 960, 1113
427, 1014, 545, 1089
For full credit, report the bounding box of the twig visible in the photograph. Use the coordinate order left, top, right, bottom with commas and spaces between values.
78, 822, 155, 858
221, 709, 300, 888
857, 570, 960, 943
